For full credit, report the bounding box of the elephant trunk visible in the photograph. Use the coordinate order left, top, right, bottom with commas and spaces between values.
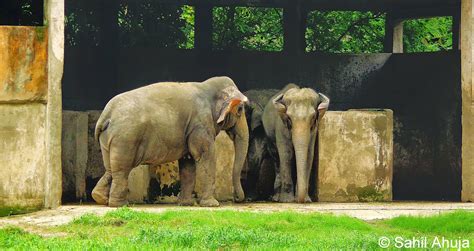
232, 111, 249, 202
292, 124, 311, 203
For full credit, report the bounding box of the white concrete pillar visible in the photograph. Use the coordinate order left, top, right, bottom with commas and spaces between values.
461, 0, 474, 202
44, 0, 65, 208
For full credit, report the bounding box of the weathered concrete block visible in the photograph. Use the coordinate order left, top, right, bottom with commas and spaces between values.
149, 161, 180, 203
128, 165, 150, 203
61, 111, 88, 202
318, 109, 393, 202
0, 27, 48, 102
0, 104, 47, 213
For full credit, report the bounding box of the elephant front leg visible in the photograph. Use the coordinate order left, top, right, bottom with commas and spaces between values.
178, 157, 196, 206
276, 134, 295, 203
272, 159, 282, 202
196, 145, 219, 207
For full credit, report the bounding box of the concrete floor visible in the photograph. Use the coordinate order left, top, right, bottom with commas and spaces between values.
0, 202, 473, 229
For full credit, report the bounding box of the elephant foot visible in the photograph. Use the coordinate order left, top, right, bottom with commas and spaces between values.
272, 193, 280, 202
92, 187, 109, 205
233, 193, 245, 203
92, 173, 112, 205
108, 198, 129, 207
178, 197, 196, 206
233, 187, 245, 203
199, 198, 220, 207
278, 192, 295, 203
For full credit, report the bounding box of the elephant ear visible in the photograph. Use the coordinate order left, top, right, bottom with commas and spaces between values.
272, 93, 287, 114
217, 98, 246, 124
317, 93, 330, 119
273, 93, 291, 128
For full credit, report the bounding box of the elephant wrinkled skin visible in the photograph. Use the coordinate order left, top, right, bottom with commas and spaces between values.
91, 76, 249, 207
262, 84, 329, 203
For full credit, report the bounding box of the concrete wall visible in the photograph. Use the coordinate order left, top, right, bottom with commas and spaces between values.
0, 7, 64, 213
63, 48, 461, 201
318, 110, 393, 202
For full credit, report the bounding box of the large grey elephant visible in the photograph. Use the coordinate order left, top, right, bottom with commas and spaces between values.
91, 76, 249, 207
262, 84, 329, 203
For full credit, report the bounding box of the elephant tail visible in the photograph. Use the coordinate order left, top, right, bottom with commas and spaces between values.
94, 109, 111, 143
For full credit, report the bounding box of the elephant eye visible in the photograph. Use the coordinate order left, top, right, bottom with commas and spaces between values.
237, 105, 243, 115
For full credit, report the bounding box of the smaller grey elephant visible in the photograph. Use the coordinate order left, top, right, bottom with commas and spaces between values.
262, 84, 329, 203
91, 76, 249, 207
241, 89, 279, 201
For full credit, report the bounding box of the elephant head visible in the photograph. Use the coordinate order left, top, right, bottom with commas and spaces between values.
206, 77, 250, 202
273, 88, 329, 203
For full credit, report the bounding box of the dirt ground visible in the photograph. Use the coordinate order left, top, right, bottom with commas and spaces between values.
1, 202, 473, 231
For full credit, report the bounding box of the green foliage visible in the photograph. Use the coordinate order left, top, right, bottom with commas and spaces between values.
117, 2, 189, 48
404, 17, 453, 53
179, 6, 195, 49
305, 11, 385, 53
61, 3, 456, 53
213, 7, 283, 51
1, 208, 473, 250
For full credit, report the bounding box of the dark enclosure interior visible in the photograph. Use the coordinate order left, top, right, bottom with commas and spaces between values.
2, 0, 457, 201
0, 0, 44, 26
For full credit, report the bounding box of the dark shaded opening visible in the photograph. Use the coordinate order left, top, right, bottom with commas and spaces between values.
61, 0, 462, 203
0, 0, 43, 26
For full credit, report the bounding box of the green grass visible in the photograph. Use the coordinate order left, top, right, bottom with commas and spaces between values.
1, 208, 473, 250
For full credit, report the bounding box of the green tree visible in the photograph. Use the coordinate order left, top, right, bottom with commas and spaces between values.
305, 11, 385, 53
213, 7, 283, 51
403, 17, 453, 53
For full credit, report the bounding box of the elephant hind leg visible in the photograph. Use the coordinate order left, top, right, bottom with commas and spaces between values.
108, 151, 134, 207
178, 157, 196, 206
92, 147, 112, 205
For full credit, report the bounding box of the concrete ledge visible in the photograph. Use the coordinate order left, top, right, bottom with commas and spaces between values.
318, 109, 393, 202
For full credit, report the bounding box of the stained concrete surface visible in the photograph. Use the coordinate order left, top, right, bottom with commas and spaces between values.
0, 26, 48, 102
318, 110, 393, 202
0, 104, 47, 211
